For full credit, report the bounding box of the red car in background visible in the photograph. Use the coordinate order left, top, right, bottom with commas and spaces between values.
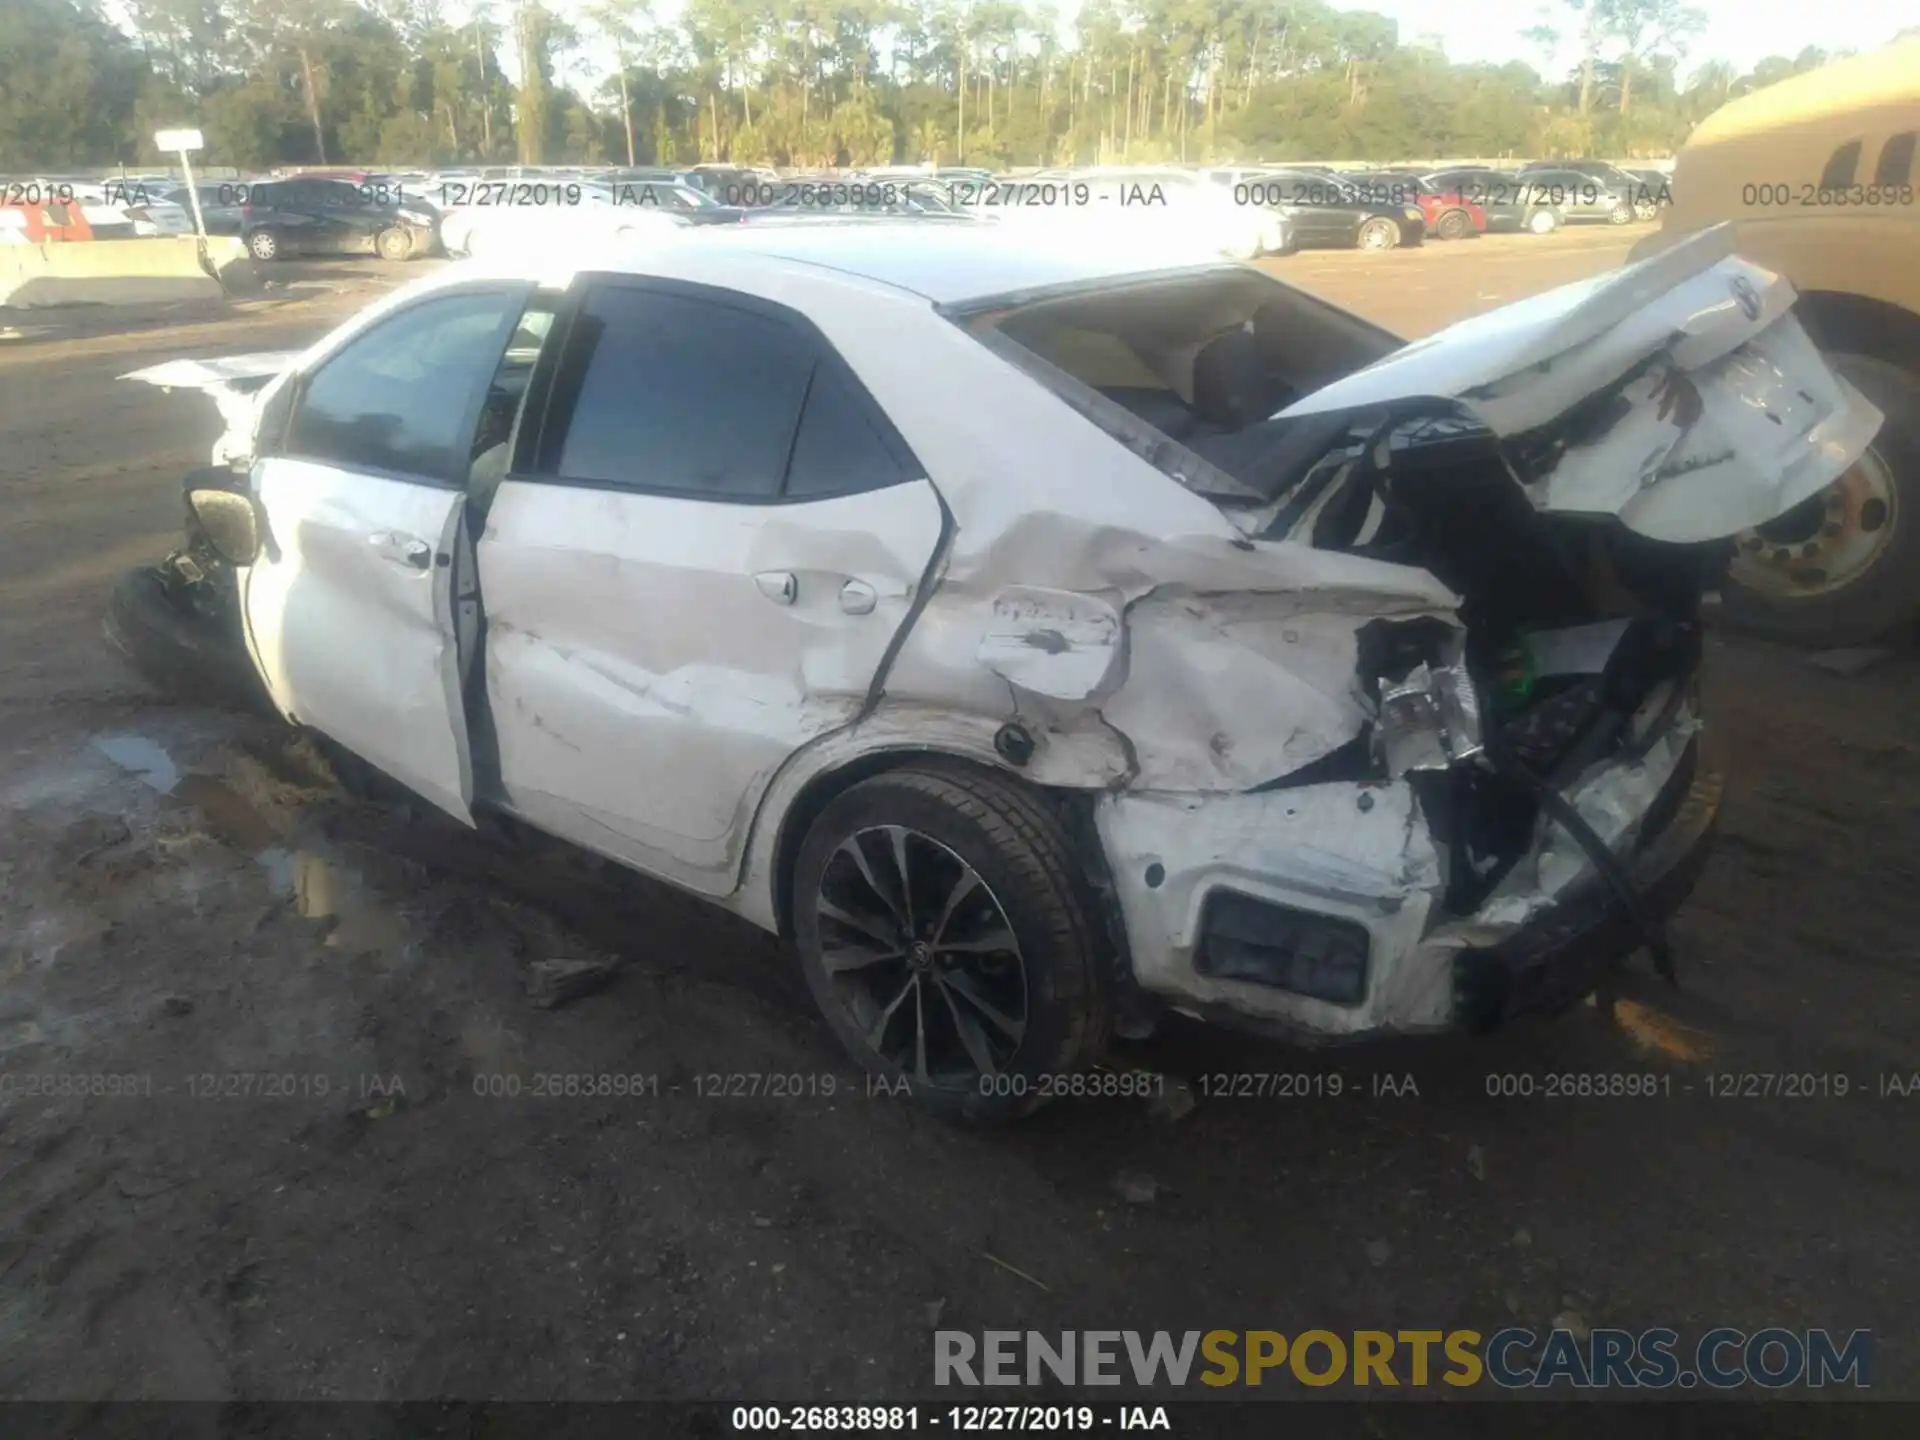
1348, 171, 1487, 239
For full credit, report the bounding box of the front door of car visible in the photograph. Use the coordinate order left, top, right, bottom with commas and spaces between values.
476, 277, 946, 896
263, 183, 321, 253
242, 282, 538, 823
316, 182, 372, 253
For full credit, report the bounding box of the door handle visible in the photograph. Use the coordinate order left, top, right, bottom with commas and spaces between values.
371, 531, 433, 571
839, 579, 878, 615
753, 571, 798, 605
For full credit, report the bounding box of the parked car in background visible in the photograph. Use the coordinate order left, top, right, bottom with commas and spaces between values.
1627, 37, 1920, 646
688, 164, 781, 201
1507, 167, 1637, 226
599, 167, 709, 193
156, 183, 248, 236
241, 177, 440, 261
442, 181, 704, 259
104, 187, 194, 237
992, 167, 1278, 260
1621, 167, 1676, 219
1332, 171, 1484, 239
738, 176, 980, 226
0, 194, 95, 243
1420, 167, 1570, 234
1234, 168, 1425, 250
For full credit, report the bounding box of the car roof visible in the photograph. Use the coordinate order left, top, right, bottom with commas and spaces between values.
457, 218, 1232, 306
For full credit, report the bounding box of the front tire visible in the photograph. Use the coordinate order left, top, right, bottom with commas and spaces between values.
375, 225, 415, 262
792, 763, 1110, 1125
1719, 352, 1920, 647
1436, 208, 1472, 240
1526, 207, 1560, 235
104, 565, 270, 713
246, 228, 280, 261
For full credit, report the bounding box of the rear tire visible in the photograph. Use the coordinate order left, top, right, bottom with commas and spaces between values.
104, 565, 270, 714
1436, 208, 1472, 240
375, 225, 415, 262
1719, 352, 1920, 647
1526, 208, 1560, 235
1357, 217, 1400, 251
791, 763, 1111, 1125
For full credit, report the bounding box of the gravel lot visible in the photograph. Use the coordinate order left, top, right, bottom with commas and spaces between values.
0, 232, 1914, 1416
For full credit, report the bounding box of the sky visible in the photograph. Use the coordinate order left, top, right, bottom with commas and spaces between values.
1363, 0, 1911, 78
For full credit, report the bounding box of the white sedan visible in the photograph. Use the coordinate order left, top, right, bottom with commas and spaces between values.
440, 180, 703, 259
125, 222, 1878, 1121
66, 181, 195, 236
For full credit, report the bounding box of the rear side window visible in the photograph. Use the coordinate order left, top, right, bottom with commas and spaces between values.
284, 287, 530, 483
1876, 132, 1916, 188
783, 364, 914, 498
542, 286, 814, 499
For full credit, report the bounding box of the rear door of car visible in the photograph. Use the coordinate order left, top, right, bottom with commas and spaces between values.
1526, 169, 1590, 218
241, 281, 538, 821
474, 275, 946, 896
1267, 170, 1351, 245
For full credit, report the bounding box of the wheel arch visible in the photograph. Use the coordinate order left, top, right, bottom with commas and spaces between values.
762, 745, 1045, 940
756, 740, 1148, 1031
1794, 290, 1920, 372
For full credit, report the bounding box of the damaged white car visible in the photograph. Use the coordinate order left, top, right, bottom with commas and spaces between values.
115, 222, 1879, 1122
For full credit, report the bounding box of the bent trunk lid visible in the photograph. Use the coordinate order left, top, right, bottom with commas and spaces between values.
1276, 223, 1883, 544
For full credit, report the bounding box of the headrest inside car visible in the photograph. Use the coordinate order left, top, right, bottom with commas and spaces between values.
1191, 327, 1270, 431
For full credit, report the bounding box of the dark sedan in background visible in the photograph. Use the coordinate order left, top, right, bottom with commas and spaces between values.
1234, 168, 1427, 249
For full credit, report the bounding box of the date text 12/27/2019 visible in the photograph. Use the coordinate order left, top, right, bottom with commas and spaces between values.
729, 1404, 1173, 1432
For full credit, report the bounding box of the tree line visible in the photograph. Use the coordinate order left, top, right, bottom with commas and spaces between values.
0, 0, 1892, 174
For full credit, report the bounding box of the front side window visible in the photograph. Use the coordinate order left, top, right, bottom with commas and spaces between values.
283, 288, 530, 484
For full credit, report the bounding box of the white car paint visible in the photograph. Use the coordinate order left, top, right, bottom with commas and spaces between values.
480, 478, 945, 893
1275, 223, 1883, 543
122, 221, 1873, 1040
243, 458, 477, 822
128, 200, 195, 236
441, 187, 692, 259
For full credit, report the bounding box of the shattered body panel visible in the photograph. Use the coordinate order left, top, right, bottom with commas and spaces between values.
1274, 226, 1881, 543
120, 352, 301, 468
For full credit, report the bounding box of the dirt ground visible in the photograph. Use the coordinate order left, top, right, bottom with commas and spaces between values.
0, 235, 1916, 1414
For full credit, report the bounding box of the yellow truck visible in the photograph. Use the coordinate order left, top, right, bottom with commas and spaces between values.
1629, 39, 1920, 645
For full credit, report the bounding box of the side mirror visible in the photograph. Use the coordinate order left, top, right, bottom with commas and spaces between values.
189, 488, 263, 566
